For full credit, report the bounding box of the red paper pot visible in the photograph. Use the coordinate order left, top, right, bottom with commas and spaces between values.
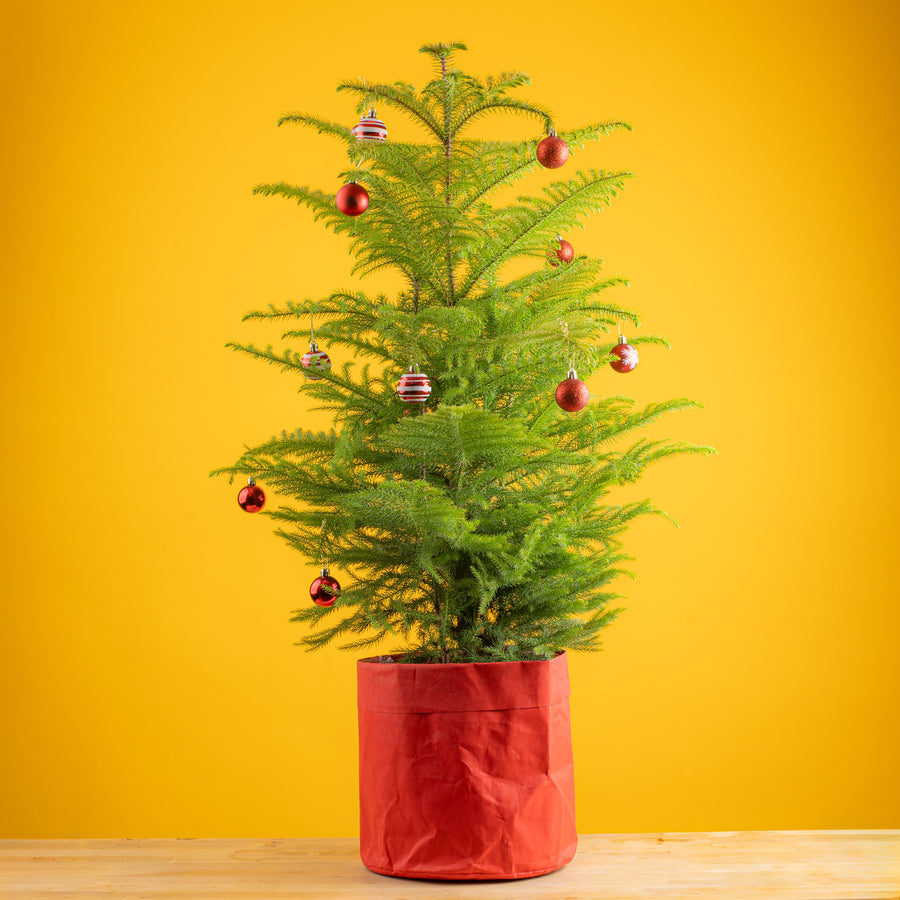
357, 652, 577, 881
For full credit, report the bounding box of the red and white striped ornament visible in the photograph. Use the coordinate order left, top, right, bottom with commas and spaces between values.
397, 365, 432, 403
610, 332, 639, 373
352, 108, 388, 142
302, 340, 331, 379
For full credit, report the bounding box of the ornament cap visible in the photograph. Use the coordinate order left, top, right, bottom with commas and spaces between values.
617, 333, 627, 345
247, 476, 256, 486
548, 126, 557, 137
321, 566, 330, 578
367, 107, 377, 117
567, 367, 578, 380
309, 339, 320, 352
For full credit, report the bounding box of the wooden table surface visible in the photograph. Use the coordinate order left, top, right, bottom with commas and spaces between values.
1, 832, 898, 899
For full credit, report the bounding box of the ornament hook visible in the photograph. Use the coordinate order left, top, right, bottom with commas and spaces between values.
319, 518, 329, 570
559, 319, 575, 372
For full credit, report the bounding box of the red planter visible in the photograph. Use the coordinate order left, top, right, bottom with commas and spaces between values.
357, 652, 577, 880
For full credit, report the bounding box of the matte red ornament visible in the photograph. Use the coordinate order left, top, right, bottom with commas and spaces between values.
610, 335, 639, 373
536, 131, 569, 169
237, 478, 266, 513
555, 368, 589, 412
549, 238, 574, 266
336, 182, 370, 216
310, 567, 341, 607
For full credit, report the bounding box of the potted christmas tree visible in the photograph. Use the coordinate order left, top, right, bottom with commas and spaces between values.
214, 41, 710, 881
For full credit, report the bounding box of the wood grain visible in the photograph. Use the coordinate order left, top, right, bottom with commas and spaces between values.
1, 832, 898, 899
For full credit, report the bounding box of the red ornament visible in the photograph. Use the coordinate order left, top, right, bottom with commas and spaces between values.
302, 340, 331, 380
536, 131, 569, 169
336, 182, 370, 217
549, 238, 574, 266
555, 368, 589, 412
397, 365, 432, 403
610, 335, 639, 373
237, 477, 266, 513
352, 108, 388, 142
310, 567, 341, 607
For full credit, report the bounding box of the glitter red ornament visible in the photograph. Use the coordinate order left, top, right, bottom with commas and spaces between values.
352, 108, 388, 142
555, 368, 589, 412
549, 237, 574, 266
397, 365, 432, 403
536, 129, 569, 169
336, 182, 370, 217
610, 334, 639, 373
302, 340, 331, 380
237, 477, 266, 513
310, 567, 341, 607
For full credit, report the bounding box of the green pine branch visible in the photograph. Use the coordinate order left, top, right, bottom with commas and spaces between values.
337, 78, 444, 141
276, 112, 355, 145
458, 169, 633, 298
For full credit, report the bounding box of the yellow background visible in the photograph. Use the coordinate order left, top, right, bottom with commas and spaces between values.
2, 0, 898, 838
